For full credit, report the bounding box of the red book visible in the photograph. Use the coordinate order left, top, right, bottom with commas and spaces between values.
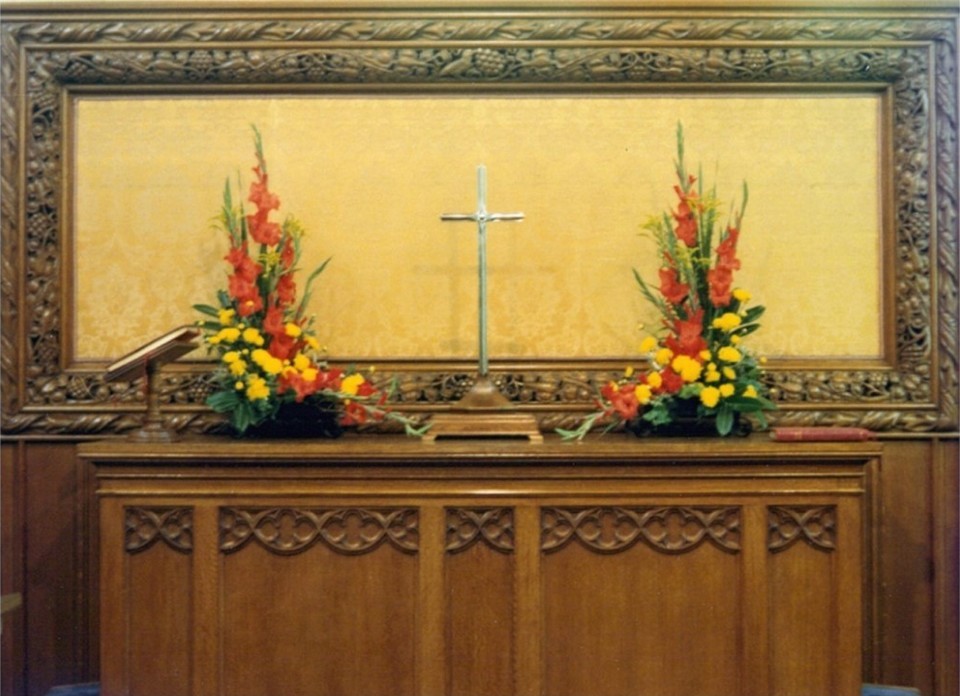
770, 427, 876, 442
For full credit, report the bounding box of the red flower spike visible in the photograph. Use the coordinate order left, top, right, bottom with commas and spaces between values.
672, 186, 698, 247
658, 369, 684, 394
276, 274, 297, 307
664, 309, 707, 357
225, 245, 262, 282
708, 226, 742, 307
658, 266, 690, 305
248, 167, 280, 213
262, 306, 285, 337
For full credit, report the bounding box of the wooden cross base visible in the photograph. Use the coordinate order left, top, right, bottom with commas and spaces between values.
421, 376, 543, 444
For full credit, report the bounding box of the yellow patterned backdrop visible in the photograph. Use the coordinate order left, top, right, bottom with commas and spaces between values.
74, 94, 881, 361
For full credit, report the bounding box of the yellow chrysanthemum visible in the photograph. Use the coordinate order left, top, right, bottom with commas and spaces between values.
718, 346, 742, 363
704, 368, 721, 383
216, 327, 240, 344
723, 366, 737, 381
285, 323, 302, 338
671, 355, 703, 383
250, 349, 283, 375
639, 336, 658, 353
302, 367, 319, 383
733, 288, 751, 302
655, 348, 674, 367
228, 359, 248, 377
243, 327, 265, 346
222, 351, 240, 364
719, 383, 735, 398
743, 385, 758, 398
341, 373, 366, 396
699, 350, 712, 362
711, 313, 742, 332
624, 365, 635, 378
293, 353, 311, 371
634, 383, 653, 405
304, 335, 320, 351
700, 386, 721, 408
646, 372, 663, 389
234, 381, 244, 391
219, 308, 236, 326
245, 376, 270, 401
730, 335, 742, 345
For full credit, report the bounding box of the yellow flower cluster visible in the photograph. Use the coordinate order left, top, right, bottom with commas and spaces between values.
631, 289, 761, 413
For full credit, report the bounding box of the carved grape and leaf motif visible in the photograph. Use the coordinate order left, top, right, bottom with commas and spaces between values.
541, 506, 742, 555
446, 507, 515, 554
219, 507, 419, 556
125, 507, 193, 554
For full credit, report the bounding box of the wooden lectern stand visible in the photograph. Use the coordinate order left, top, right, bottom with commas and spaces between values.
105, 326, 199, 443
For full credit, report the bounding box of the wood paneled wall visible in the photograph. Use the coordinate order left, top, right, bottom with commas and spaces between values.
1, 437, 956, 696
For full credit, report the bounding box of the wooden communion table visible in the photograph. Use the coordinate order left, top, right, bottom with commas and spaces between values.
80, 435, 879, 696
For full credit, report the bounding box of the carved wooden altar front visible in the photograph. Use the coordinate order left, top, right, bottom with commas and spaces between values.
82, 435, 878, 696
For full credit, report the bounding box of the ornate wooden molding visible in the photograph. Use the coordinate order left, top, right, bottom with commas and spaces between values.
1, 6, 956, 435
542, 506, 741, 555
219, 507, 419, 556
446, 507, 515, 554
768, 505, 837, 553
125, 507, 193, 554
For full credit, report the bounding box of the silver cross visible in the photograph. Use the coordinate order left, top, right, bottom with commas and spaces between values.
441, 165, 524, 377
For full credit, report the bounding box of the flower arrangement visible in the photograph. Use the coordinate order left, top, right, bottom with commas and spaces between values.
195, 127, 423, 436
559, 124, 775, 440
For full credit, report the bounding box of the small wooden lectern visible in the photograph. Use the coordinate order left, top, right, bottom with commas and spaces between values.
105, 326, 199, 443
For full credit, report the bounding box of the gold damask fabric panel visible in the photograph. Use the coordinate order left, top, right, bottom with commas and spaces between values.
74, 95, 881, 361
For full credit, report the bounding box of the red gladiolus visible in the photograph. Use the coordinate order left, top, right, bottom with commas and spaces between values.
248, 166, 280, 214
707, 266, 734, 306
672, 185, 698, 247
276, 273, 297, 307
664, 309, 707, 357
659, 266, 690, 306
280, 238, 295, 270
225, 245, 261, 283
246, 164, 283, 246
658, 368, 684, 394
278, 371, 320, 402
268, 332, 297, 361
708, 226, 742, 307
316, 368, 343, 391
262, 306, 285, 337
601, 382, 640, 421
247, 210, 282, 247
228, 274, 263, 316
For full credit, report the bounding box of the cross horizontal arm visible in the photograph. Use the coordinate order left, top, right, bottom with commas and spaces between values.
440, 213, 479, 221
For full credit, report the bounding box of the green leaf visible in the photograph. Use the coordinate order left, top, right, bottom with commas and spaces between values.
733, 323, 762, 338
207, 389, 241, 413
296, 256, 332, 319
193, 304, 221, 318
716, 406, 734, 435
741, 305, 765, 323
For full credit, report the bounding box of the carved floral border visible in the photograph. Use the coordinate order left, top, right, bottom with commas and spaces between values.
1, 6, 956, 435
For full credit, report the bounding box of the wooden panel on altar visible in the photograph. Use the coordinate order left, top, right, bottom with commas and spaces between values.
83, 436, 877, 696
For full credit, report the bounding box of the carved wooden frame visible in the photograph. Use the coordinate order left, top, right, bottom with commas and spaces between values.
1, 2, 957, 435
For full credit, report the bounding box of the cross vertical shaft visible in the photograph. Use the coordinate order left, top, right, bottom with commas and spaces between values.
441, 165, 524, 378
